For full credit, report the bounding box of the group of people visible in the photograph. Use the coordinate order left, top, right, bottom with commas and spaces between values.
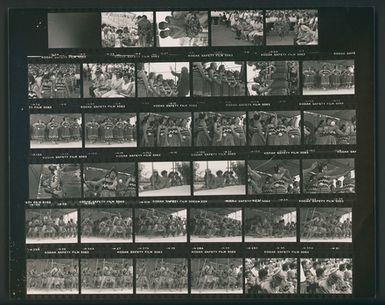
200, 168, 240, 191
142, 169, 186, 192
245, 215, 296, 239
301, 214, 352, 240
28, 64, 80, 99
193, 62, 245, 97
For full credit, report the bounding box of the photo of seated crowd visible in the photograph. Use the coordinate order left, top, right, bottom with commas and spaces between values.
247, 61, 299, 96
248, 111, 301, 146
300, 258, 352, 294
265, 10, 318, 45
28, 64, 81, 99
192, 62, 246, 97
211, 10, 263, 46
302, 159, 355, 194
193, 160, 246, 196
193, 112, 246, 147
137, 62, 190, 97
191, 258, 243, 294
244, 208, 296, 242
302, 60, 355, 95
245, 258, 297, 294
30, 114, 82, 149
81, 259, 133, 294
80, 208, 132, 243
26, 209, 78, 244
101, 12, 154, 48
138, 161, 191, 197
304, 110, 356, 145
84, 113, 137, 148
136, 259, 188, 294
190, 208, 242, 243
83, 63, 135, 98
300, 208, 352, 243
247, 159, 300, 195
27, 259, 79, 295
135, 208, 187, 243
83, 163, 136, 198
29, 164, 81, 199
156, 11, 209, 47
139, 112, 191, 147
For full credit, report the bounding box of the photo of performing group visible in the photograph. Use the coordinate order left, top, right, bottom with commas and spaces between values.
247, 160, 300, 195
193, 160, 246, 196
302, 60, 355, 95
139, 112, 191, 147
28, 64, 81, 99
27, 259, 79, 295
190, 208, 242, 243
191, 258, 243, 294
265, 10, 318, 46
245, 258, 297, 294
210, 10, 263, 46
192, 62, 246, 97
82, 63, 135, 98
81, 259, 133, 294
83, 163, 136, 198
193, 112, 246, 147
30, 114, 82, 149
156, 11, 209, 47
136, 259, 188, 294
300, 258, 352, 294
302, 159, 355, 194
101, 12, 154, 48
303, 110, 356, 145
246, 61, 299, 96
244, 208, 296, 242
138, 161, 191, 197
135, 208, 187, 243
80, 208, 132, 243
26, 209, 78, 244
84, 113, 137, 148
248, 111, 301, 146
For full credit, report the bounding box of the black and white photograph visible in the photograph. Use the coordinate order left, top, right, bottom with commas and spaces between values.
248, 111, 301, 146
246, 61, 299, 96
190, 208, 242, 243
191, 258, 243, 294
245, 258, 297, 294
265, 10, 318, 45
138, 161, 191, 197
136, 259, 188, 294
156, 11, 209, 47
139, 112, 191, 147
248, 160, 301, 195
30, 114, 82, 149
80, 208, 132, 243
193, 160, 246, 196
210, 11, 263, 46
244, 208, 296, 242
83, 163, 136, 198
101, 12, 154, 48
192, 62, 246, 97
135, 208, 187, 243
84, 113, 137, 148
28, 64, 81, 99
302, 159, 355, 194
81, 259, 133, 294
300, 208, 352, 242
302, 60, 355, 95
82, 63, 135, 98
300, 258, 352, 294
26, 209, 78, 244
193, 112, 246, 147
137, 62, 190, 97
27, 259, 79, 295
28, 164, 81, 199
